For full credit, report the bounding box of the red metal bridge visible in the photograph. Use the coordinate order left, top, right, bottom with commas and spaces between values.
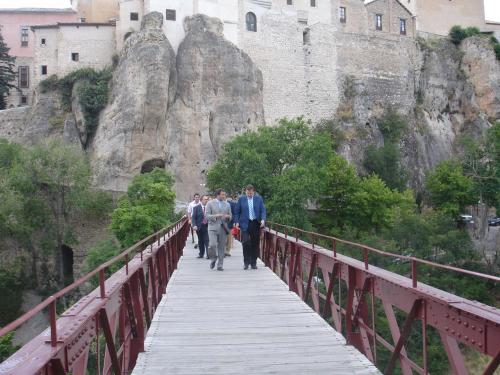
0, 217, 499, 374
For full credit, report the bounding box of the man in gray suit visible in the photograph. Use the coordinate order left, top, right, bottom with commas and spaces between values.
206, 188, 232, 271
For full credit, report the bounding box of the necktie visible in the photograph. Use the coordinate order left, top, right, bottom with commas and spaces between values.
202, 206, 207, 224
249, 198, 255, 220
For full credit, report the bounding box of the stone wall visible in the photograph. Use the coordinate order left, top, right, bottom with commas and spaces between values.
0, 107, 31, 142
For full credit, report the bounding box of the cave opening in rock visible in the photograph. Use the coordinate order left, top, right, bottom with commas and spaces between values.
61, 245, 74, 285
141, 159, 166, 173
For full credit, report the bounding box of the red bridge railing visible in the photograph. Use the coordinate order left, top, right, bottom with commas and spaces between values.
0, 217, 190, 375
262, 222, 500, 375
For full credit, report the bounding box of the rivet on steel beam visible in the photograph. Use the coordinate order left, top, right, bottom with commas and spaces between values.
478, 328, 483, 333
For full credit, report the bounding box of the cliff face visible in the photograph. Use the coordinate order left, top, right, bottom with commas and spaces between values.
334, 36, 499, 190
166, 15, 264, 196
91, 12, 264, 198
91, 12, 177, 192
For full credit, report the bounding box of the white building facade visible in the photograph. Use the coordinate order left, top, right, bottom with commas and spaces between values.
31, 23, 116, 90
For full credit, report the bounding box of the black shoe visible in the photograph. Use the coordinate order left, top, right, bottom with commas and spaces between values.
197, 255, 204, 258
210, 260, 216, 269
206, 256, 210, 259
225, 253, 231, 257
251, 265, 258, 270
217, 267, 224, 271
194, 244, 198, 249
244, 264, 249, 270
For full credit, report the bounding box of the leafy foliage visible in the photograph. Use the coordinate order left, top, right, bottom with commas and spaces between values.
0, 26, 17, 109
449, 25, 480, 45
363, 144, 408, 191
0, 139, 113, 291
377, 110, 407, 144
424, 160, 474, 217
84, 237, 123, 287
207, 117, 332, 228
39, 68, 113, 146
0, 261, 24, 326
0, 332, 20, 362
110, 168, 176, 247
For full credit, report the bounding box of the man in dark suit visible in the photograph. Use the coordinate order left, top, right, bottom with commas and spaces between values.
235, 185, 266, 270
191, 195, 209, 259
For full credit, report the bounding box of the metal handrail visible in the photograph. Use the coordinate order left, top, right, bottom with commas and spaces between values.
0, 216, 187, 339
267, 221, 500, 284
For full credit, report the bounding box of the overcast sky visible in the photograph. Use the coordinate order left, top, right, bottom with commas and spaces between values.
0, 0, 499, 22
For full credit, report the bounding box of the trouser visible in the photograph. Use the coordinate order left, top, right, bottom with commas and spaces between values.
225, 231, 233, 255
208, 226, 228, 268
196, 225, 209, 257
190, 225, 197, 243
242, 220, 260, 267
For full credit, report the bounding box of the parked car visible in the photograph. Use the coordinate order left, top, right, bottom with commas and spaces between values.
488, 217, 500, 226
459, 214, 474, 224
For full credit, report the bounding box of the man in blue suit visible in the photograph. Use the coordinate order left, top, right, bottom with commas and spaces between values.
235, 185, 266, 270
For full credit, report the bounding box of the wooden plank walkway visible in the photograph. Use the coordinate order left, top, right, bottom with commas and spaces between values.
132, 237, 381, 375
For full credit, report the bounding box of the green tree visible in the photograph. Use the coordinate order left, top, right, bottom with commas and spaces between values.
424, 160, 474, 218
363, 144, 408, 191
110, 168, 176, 247
207, 117, 332, 228
316, 153, 359, 231
0, 139, 113, 290
0, 27, 16, 110
346, 175, 414, 233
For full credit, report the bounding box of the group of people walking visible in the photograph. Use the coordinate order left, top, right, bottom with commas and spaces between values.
187, 185, 266, 271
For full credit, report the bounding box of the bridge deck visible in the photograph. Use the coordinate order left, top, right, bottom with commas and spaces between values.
132, 239, 380, 375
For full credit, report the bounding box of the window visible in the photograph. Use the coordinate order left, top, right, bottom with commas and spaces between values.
41, 65, 47, 75
246, 12, 257, 32
375, 14, 382, 30
71, 52, 79, 61
400, 18, 407, 35
41, 38, 46, 46
303, 29, 310, 44
310, 0, 316, 7
18, 66, 29, 88
166, 9, 176, 21
287, 0, 292, 5
339, 7, 346, 23
20, 26, 29, 47
20, 95, 28, 105
130, 12, 139, 21
79, 17, 86, 23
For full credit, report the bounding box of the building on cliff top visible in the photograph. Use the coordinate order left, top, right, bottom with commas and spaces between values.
0, 8, 78, 108
30, 23, 116, 91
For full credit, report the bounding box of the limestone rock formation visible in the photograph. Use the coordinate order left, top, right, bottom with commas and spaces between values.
91, 12, 177, 192
461, 36, 500, 121
166, 15, 265, 200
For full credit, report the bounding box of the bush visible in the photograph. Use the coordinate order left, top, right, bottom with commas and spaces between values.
449, 25, 480, 45
85, 237, 122, 287
0, 263, 24, 326
363, 144, 408, 191
377, 110, 407, 143
110, 168, 176, 247
0, 332, 20, 362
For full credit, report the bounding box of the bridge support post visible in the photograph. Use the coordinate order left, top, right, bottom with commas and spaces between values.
99, 308, 122, 375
